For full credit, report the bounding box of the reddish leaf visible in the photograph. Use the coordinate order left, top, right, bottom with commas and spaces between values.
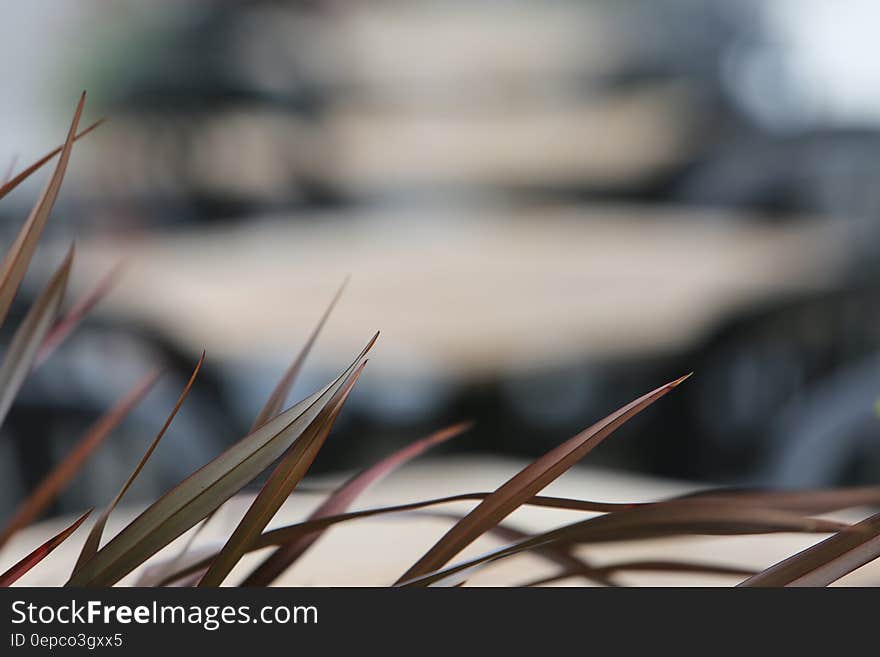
523, 560, 756, 586
73, 354, 204, 574
36, 261, 124, 367
0, 94, 85, 328
67, 334, 377, 587
740, 511, 880, 587
0, 119, 103, 201
183, 279, 349, 557
398, 501, 849, 587
0, 369, 160, 549
0, 248, 73, 429
0, 510, 92, 587
198, 361, 366, 586
243, 422, 471, 585
395, 374, 692, 583
251, 278, 348, 431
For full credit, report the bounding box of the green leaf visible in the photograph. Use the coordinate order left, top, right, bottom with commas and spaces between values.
73, 353, 205, 574
198, 360, 366, 586
67, 333, 378, 587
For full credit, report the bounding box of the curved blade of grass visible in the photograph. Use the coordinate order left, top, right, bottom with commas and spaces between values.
0, 509, 92, 587
395, 374, 692, 583
198, 361, 367, 587
0, 94, 84, 329
244, 422, 471, 585
36, 261, 124, 367
67, 333, 377, 587
153, 491, 632, 586
416, 510, 612, 587
787, 531, 880, 587
73, 353, 205, 574
181, 279, 350, 561
0, 119, 102, 201
0, 248, 73, 430
680, 486, 880, 514
398, 502, 849, 587
251, 277, 348, 431
739, 511, 880, 587
522, 560, 756, 586
158, 491, 839, 587
0, 368, 160, 549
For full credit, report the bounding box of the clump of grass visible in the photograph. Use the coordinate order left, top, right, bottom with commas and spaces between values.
1, 96, 880, 587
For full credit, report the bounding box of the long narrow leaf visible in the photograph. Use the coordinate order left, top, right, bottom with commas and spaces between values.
244, 422, 471, 585
36, 261, 124, 367
395, 374, 691, 583
182, 279, 350, 558
0, 248, 73, 430
156, 492, 843, 588
0, 119, 102, 201
787, 532, 880, 587
0, 510, 92, 587
523, 560, 756, 587
739, 511, 880, 587
0, 369, 159, 549
398, 502, 849, 587
153, 492, 629, 587
416, 510, 611, 587
67, 333, 378, 587
198, 361, 367, 586
681, 486, 880, 515
251, 278, 348, 431
73, 354, 205, 574
0, 94, 85, 328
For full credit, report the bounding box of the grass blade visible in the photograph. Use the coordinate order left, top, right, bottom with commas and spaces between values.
73, 354, 205, 574
680, 486, 880, 514
67, 333, 378, 587
36, 261, 124, 367
522, 560, 756, 586
153, 492, 629, 586
787, 531, 880, 586
0, 510, 92, 587
198, 361, 366, 587
417, 510, 611, 587
244, 422, 471, 585
0, 119, 102, 201
251, 278, 348, 431
0, 94, 85, 328
181, 279, 349, 558
0, 248, 73, 430
0, 369, 160, 549
739, 511, 880, 587
399, 502, 848, 587
395, 374, 691, 583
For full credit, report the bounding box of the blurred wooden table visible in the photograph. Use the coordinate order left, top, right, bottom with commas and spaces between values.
73, 204, 847, 381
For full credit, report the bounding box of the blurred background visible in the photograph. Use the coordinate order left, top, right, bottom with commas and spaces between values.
2, 0, 880, 519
